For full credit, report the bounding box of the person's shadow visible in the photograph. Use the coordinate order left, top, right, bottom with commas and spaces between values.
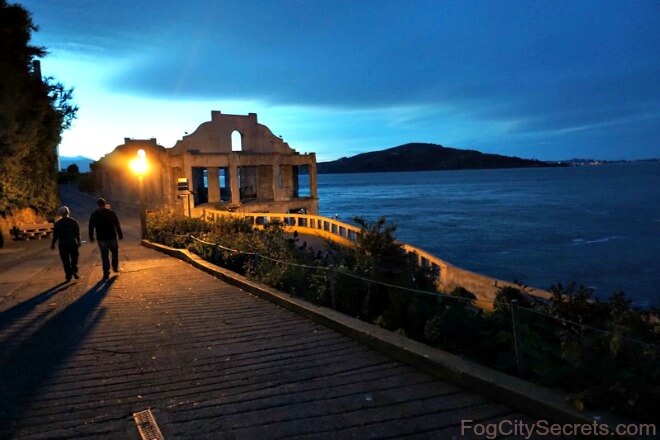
0, 277, 116, 437
0, 281, 72, 334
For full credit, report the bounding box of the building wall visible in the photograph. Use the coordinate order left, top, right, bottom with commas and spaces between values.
93, 111, 318, 214
170, 111, 295, 155
94, 139, 168, 209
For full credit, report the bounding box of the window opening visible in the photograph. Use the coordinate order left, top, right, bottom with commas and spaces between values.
294, 165, 310, 198
231, 130, 242, 151
191, 167, 208, 205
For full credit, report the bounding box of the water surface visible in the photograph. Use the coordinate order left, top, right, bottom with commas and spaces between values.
312, 163, 660, 307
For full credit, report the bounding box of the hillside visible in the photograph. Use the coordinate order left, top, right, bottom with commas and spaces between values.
317, 143, 558, 174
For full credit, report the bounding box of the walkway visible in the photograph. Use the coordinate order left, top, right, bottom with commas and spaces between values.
0, 187, 534, 439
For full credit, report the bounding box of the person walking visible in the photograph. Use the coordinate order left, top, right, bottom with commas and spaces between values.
88, 198, 123, 279
51, 206, 81, 281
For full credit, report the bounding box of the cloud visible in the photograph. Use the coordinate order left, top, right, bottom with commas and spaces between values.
22, 0, 660, 160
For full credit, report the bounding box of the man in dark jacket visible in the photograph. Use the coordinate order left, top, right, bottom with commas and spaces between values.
88, 198, 123, 279
51, 206, 81, 281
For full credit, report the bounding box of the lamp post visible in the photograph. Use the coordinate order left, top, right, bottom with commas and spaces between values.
129, 149, 148, 239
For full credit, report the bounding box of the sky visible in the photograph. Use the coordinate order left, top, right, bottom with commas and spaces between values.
18, 0, 660, 162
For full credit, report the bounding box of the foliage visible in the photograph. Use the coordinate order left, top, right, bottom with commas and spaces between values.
57, 165, 81, 184
344, 216, 438, 332
146, 212, 330, 302
492, 282, 537, 313
424, 290, 483, 355
0, 0, 78, 216
65, 163, 79, 174
146, 208, 212, 248
77, 172, 96, 194
146, 211, 659, 421
57, 165, 96, 193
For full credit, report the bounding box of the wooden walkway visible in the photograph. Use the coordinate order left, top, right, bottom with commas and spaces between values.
0, 188, 535, 439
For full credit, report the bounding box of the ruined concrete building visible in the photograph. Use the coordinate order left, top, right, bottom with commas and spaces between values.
93, 111, 318, 215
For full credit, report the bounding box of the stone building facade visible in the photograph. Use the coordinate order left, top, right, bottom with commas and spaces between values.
93, 111, 318, 215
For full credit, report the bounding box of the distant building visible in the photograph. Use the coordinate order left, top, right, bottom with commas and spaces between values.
92, 111, 318, 215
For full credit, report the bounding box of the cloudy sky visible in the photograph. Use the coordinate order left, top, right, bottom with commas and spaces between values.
20, 0, 660, 162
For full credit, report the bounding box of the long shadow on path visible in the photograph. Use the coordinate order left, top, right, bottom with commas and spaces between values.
0, 281, 72, 333
0, 277, 116, 437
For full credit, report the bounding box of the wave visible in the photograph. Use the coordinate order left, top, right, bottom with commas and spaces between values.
571, 236, 620, 245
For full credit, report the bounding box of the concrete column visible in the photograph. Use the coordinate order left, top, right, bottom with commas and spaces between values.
164, 165, 175, 206
207, 167, 220, 203
183, 156, 194, 215
272, 163, 282, 201
309, 158, 318, 199
229, 165, 240, 205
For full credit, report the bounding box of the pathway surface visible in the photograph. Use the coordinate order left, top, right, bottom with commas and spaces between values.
0, 187, 535, 439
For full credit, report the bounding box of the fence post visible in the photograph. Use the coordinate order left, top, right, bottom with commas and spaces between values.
511, 299, 524, 375
328, 265, 336, 310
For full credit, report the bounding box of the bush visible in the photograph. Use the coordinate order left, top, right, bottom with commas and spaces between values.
146, 208, 212, 248
77, 173, 96, 194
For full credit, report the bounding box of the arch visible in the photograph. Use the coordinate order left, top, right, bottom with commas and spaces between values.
231, 130, 243, 151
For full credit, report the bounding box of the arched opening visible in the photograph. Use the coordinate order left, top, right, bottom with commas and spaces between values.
231, 130, 242, 151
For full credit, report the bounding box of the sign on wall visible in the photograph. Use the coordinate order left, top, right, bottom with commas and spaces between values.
177, 177, 189, 192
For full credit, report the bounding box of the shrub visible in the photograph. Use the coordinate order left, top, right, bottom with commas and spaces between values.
77, 173, 96, 194
146, 208, 211, 248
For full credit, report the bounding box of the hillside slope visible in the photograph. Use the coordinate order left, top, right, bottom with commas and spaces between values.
318, 143, 556, 174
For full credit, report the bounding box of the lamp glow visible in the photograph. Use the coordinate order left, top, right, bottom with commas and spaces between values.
129, 149, 148, 175
130, 148, 149, 238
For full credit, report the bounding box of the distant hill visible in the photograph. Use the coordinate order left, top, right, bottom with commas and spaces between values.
318, 143, 560, 174
60, 155, 94, 172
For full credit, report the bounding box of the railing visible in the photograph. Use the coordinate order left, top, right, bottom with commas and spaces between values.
201, 208, 552, 309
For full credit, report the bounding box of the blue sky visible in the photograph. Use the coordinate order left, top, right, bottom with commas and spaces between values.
20, 0, 660, 162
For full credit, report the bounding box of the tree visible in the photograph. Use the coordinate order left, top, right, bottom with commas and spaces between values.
65, 163, 79, 175
0, 0, 78, 215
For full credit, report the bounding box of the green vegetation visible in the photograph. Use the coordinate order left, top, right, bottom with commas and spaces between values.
0, 0, 77, 216
76, 173, 97, 194
57, 165, 97, 194
147, 210, 659, 421
57, 164, 79, 184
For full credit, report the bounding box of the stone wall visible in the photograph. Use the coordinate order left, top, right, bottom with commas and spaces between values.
439, 264, 552, 309
170, 111, 295, 155
93, 111, 318, 215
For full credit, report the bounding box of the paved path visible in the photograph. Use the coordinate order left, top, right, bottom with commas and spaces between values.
0, 187, 535, 439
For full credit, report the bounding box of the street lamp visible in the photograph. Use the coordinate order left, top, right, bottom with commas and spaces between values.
129, 149, 148, 239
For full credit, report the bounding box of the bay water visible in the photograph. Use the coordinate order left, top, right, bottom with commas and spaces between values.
312, 163, 660, 307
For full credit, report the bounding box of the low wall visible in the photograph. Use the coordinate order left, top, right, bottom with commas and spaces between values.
440, 263, 552, 307
201, 209, 553, 309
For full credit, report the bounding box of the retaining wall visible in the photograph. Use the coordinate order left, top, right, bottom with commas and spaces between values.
201, 208, 553, 309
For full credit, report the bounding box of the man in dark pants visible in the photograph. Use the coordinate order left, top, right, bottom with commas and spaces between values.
51, 206, 81, 281
88, 198, 123, 280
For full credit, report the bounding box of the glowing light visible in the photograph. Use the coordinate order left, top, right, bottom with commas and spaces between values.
129, 149, 148, 175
